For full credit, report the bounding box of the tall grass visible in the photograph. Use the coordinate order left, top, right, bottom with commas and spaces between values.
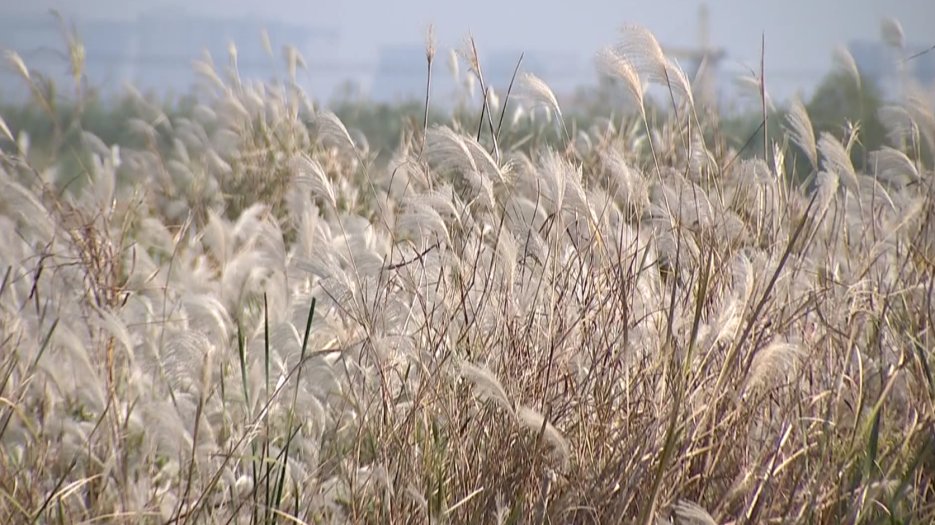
1, 20, 934, 524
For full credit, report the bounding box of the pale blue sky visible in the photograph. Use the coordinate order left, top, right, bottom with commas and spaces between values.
3, 0, 933, 101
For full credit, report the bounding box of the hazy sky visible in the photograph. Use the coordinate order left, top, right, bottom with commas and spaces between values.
4, 0, 934, 100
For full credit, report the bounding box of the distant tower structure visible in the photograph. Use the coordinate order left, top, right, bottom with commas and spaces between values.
664, 3, 725, 103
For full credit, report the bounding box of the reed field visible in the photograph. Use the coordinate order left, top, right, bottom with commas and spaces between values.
1, 20, 934, 524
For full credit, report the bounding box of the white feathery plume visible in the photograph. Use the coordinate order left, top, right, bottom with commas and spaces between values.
316, 111, 357, 153
0, 175, 55, 242
465, 71, 477, 99
80, 130, 110, 159
45, 324, 106, 413
814, 170, 840, 224
689, 128, 716, 178
856, 176, 897, 220
176, 118, 208, 151
616, 26, 693, 106
206, 148, 232, 175
5, 50, 30, 81
397, 197, 452, 247
832, 45, 861, 92
172, 135, 191, 165
212, 127, 241, 158
167, 158, 193, 188
496, 229, 519, 289
877, 105, 915, 146
459, 361, 514, 415
192, 104, 218, 125
487, 87, 500, 112
515, 405, 570, 468
573, 130, 593, 156
538, 148, 573, 216
181, 294, 233, 345
227, 41, 239, 76
202, 209, 231, 265
426, 126, 501, 205
94, 308, 135, 362
510, 104, 525, 127
0, 114, 12, 142
732, 251, 756, 308
127, 118, 158, 144
418, 185, 463, 220
904, 85, 935, 154
283, 45, 307, 81
143, 400, 193, 459
124, 83, 171, 129
426, 126, 478, 174
880, 17, 904, 49
596, 48, 645, 115
87, 150, 117, 211
464, 167, 497, 210
448, 48, 460, 82
784, 95, 818, 171
601, 148, 649, 213
349, 127, 370, 155
818, 132, 859, 193
192, 56, 226, 92
670, 500, 718, 525
735, 74, 774, 112
745, 339, 804, 394
293, 154, 337, 210
161, 331, 217, 396
871, 146, 920, 186
463, 136, 506, 184
517, 72, 566, 134
242, 85, 267, 117
260, 29, 273, 58
221, 91, 250, 123
662, 59, 695, 108
221, 250, 272, 314
615, 26, 668, 86
710, 297, 742, 348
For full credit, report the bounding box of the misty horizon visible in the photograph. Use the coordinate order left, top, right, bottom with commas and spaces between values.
1, 1, 933, 106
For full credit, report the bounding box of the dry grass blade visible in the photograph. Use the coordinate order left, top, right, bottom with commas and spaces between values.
517, 72, 567, 136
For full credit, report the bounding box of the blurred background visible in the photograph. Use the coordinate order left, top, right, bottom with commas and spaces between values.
1, 0, 933, 107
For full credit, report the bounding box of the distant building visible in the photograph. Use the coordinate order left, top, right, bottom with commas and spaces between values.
367, 45, 583, 104
0, 8, 338, 102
